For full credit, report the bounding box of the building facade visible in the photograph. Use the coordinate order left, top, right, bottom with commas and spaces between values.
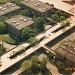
20, 0, 54, 18
5, 15, 34, 40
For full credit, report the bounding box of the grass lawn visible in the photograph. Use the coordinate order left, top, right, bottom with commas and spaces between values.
0, 0, 9, 3
0, 34, 18, 45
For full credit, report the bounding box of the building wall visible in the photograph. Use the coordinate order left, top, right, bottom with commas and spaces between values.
20, 3, 53, 18
55, 53, 75, 67
5, 22, 34, 41
5, 23, 21, 40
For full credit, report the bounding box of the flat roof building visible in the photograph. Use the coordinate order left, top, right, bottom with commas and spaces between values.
0, 2, 20, 16
20, 0, 54, 17
54, 40, 75, 66
5, 15, 34, 40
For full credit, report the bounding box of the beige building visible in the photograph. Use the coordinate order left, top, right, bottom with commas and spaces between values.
20, 0, 54, 18
0, 2, 20, 16
5, 15, 34, 40
54, 40, 75, 66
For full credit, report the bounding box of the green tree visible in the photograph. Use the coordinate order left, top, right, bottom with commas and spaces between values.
61, 20, 70, 27
60, 16, 65, 21
55, 10, 62, 16
40, 57, 48, 74
21, 27, 36, 41
31, 55, 39, 74
0, 21, 5, 34
51, 14, 60, 22
48, 52, 54, 60
28, 37, 40, 46
20, 9, 29, 16
35, 17, 45, 32
21, 60, 31, 70
0, 43, 5, 55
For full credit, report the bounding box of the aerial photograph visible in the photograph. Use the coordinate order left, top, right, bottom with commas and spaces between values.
0, 0, 75, 75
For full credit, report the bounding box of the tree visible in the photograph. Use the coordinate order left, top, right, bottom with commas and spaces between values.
20, 9, 29, 16
48, 52, 54, 60
61, 20, 70, 27
31, 55, 39, 73
55, 10, 62, 16
28, 37, 40, 46
60, 16, 65, 21
0, 21, 5, 34
51, 14, 60, 22
0, 43, 5, 55
35, 17, 45, 32
40, 57, 48, 74
21, 27, 36, 41
21, 60, 31, 70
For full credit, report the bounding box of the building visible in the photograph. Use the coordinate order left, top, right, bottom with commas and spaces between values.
0, 2, 20, 16
62, 0, 75, 3
20, 0, 54, 18
54, 40, 75, 66
5, 15, 34, 40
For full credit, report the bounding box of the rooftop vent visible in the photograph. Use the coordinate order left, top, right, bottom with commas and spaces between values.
16, 22, 19, 25
25, 0, 30, 2
64, 42, 69, 46
36, 2, 40, 5
2, 7, 7, 11
23, 18, 28, 22
0, 7, 3, 10
20, 17, 28, 22
43, 8, 46, 10
0, 7, 3, 9
11, 4, 16, 7
8, 3, 13, 5
20, 17, 23, 20
34, 3, 37, 6
12, 20, 16, 23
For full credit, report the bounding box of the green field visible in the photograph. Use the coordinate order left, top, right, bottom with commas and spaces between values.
0, 34, 18, 45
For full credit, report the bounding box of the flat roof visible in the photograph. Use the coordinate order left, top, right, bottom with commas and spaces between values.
5, 15, 34, 30
20, 0, 54, 13
0, 2, 20, 16
54, 40, 75, 63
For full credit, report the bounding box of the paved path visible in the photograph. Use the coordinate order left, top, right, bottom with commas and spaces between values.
46, 62, 62, 75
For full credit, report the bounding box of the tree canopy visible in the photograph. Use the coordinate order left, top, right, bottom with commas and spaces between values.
21, 27, 36, 41
51, 14, 60, 22
0, 21, 5, 34
35, 17, 45, 32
